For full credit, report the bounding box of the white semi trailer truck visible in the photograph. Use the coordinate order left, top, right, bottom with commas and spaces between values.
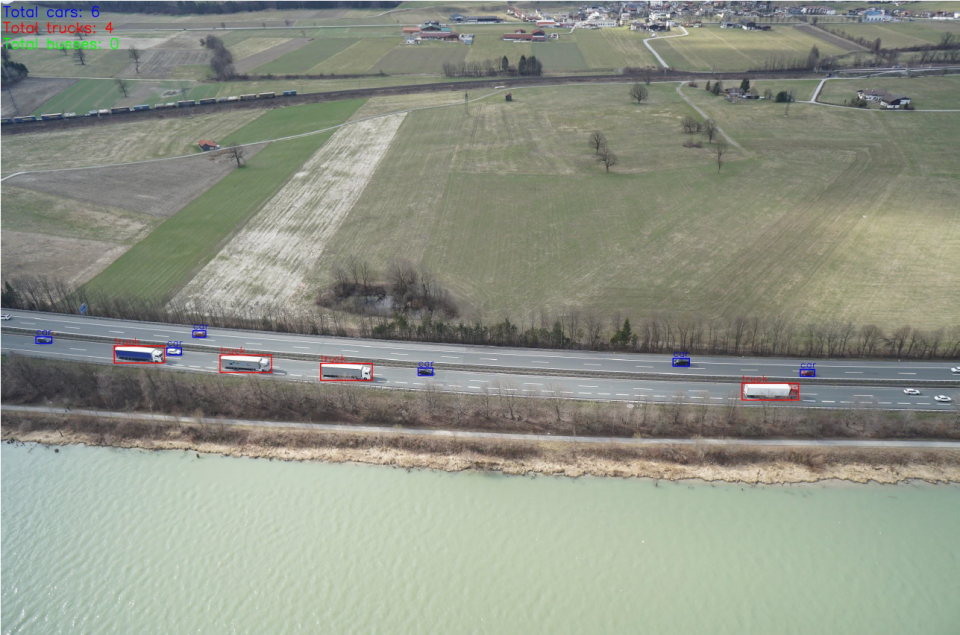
321, 363, 372, 380
221, 355, 271, 372
743, 384, 797, 399
115, 346, 164, 363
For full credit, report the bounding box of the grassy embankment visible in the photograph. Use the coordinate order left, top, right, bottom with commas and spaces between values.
3, 356, 959, 483
316, 81, 959, 329
82, 98, 366, 302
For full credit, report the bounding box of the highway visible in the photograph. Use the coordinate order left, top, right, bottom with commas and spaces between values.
2, 311, 958, 412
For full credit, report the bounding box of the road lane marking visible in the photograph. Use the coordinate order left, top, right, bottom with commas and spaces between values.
897, 402, 910, 405
617, 393, 628, 396
854, 395, 874, 397
578, 392, 592, 395
845, 372, 863, 374
579, 385, 598, 388
803, 399, 816, 403
690, 396, 703, 399
469, 379, 489, 383
290, 374, 301, 377
636, 365, 653, 369
880, 402, 891, 405
532, 361, 549, 364
449, 385, 462, 388
740, 368, 758, 371
342, 349, 358, 353
584, 363, 600, 366
395, 381, 407, 385
918, 402, 930, 405
654, 395, 666, 398
294, 346, 310, 350
247, 342, 263, 345
711, 397, 724, 400
841, 401, 852, 404
898, 372, 916, 375
65, 326, 79, 330
822, 400, 835, 403
598, 392, 610, 396
70, 348, 86, 351
480, 358, 497, 361
109, 330, 123, 333
441, 356, 459, 359
524, 383, 543, 386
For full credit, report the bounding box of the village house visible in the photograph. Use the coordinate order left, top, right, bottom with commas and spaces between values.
198, 139, 219, 151
880, 94, 911, 109
857, 88, 888, 101
503, 28, 547, 42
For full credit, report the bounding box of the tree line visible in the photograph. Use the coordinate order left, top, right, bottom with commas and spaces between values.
442, 55, 542, 78
2, 276, 958, 360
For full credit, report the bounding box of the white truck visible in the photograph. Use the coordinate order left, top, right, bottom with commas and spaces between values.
115, 346, 164, 363
322, 363, 372, 380
221, 355, 271, 372
743, 384, 797, 399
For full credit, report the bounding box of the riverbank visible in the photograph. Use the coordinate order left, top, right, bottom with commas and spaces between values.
4, 412, 959, 484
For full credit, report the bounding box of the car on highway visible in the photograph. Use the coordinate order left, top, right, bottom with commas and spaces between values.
934, 395, 953, 403
903, 388, 921, 395
952, 367, 960, 374
0, 313, 10, 320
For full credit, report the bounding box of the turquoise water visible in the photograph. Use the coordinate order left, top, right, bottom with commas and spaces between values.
2, 443, 958, 634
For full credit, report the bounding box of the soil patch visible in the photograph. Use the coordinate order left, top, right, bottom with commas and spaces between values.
123, 49, 213, 79
234, 37, 313, 73
1, 231, 129, 288
6, 144, 266, 217
1, 78, 77, 117
796, 24, 867, 52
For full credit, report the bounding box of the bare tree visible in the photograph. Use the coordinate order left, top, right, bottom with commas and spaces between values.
179, 81, 189, 99
73, 48, 87, 66
629, 82, 649, 104
228, 145, 245, 167
643, 67, 653, 85
547, 382, 568, 423
589, 130, 606, 155
680, 115, 703, 133
597, 145, 618, 173
714, 137, 729, 173
114, 78, 130, 98
702, 119, 719, 143
128, 45, 142, 74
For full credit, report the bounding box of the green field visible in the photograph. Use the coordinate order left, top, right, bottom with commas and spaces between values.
371, 44, 469, 74
253, 37, 360, 74
29, 79, 221, 116
655, 25, 847, 71
824, 21, 960, 49
311, 80, 959, 329
819, 76, 960, 109
219, 98, 366, 145
13, 47, 131, 78
83, 99, 364, 301
310, 37, 399, 74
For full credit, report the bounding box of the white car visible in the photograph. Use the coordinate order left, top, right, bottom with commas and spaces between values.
951, 367, 960, 374
0, 313, 10, 320
903, 388, 921, 395
934, 395, 953, 403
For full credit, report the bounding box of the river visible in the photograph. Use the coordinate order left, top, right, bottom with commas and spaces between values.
2, 443, 958, 634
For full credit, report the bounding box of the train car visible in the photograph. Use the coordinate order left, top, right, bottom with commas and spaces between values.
239, 94, 257, 101
217, 96, 228, 103
64, 112, 77, 118
98, 109, 111, 115
14, 115, 38, 122
40, 113, 64, 120
110, 107, 131, 114
132, 104, 150, 111
198, 98, 217, 105
282, 90, 297, 96
226, 96, 240, 102
258, 92, 276, 99
1, 118, 14, 124
177, 100, 196, 107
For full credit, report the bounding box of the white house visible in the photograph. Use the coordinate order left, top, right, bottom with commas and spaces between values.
863, 10, 884, 22
880, 94, 910, 109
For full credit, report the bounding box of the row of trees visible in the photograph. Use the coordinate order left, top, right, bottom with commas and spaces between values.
3, 276, 958, 359
442, 55, 543, 78
751, 46, 837, 72
1, 47, 29, 86
587, 130, 617, 172
321, 258, 459, 318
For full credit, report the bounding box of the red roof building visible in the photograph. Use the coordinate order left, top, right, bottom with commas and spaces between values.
418, 31, 459, 41
198, 139, 219, 151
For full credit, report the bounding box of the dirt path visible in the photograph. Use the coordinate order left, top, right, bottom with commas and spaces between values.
174, 113, 406, 309
643, 26, 689, 69
675, 81, 743, 150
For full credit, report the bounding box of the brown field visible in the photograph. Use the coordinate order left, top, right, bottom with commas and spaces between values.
0, 78, 77, 117
233, 38, 312, 73
1, 231, 129, 287
6, 145, 265, 217
124, 49, 214, 79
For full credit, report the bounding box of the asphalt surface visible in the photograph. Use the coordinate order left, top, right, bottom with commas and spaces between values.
2, 311, 957, 382
8, 405, 959, 450
2, 313, 958, 412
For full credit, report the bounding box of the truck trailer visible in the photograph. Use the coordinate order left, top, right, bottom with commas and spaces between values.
221, 355, 271, 372
321, 364, 372, 381
743, 384, 797, 399
115, 346, 164, 363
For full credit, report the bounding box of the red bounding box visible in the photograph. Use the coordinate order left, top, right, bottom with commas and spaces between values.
114, 344, 166, 365
219, 353, 273, 374
741, 381, 800, 402
320, 363, 373, 382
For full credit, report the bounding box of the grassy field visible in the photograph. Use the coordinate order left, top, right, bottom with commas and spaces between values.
655, 25, 847, 71
819, 76, 960, 109
14, 48, 132, 78
27, 79, 223, 116
823, 21, 960, 49
253, 37, 360, 74
219, 98, 367, 145
1, 109, 264, 175
371, 44, 469, 74
82, 99, 365, 301
310, 80, 959, 329
310, 38, 399, 74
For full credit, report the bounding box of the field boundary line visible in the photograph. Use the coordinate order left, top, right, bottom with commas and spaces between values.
4, 405, 959, 449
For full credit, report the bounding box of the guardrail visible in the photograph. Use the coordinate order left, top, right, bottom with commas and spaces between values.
4, 326, 959, 388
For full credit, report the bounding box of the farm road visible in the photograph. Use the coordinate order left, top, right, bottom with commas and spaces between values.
644, 26, 690, 69
675, 81, 743, 150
